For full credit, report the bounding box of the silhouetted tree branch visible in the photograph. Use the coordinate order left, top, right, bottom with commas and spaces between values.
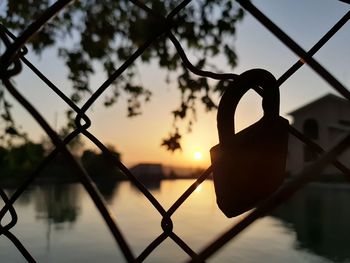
0, 0, 244, 151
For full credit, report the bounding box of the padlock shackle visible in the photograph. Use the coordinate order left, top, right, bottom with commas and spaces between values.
217, 69, 280, 146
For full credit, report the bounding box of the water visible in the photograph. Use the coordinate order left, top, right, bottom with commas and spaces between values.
1, 180, 349, 262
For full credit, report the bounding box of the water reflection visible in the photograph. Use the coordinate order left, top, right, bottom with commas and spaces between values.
5, 187, 32, 206
138, 180, 161, 191
34, 184, 81, 227
94, 179, 120, 202
271, 184, 350, 262
32, 180, 122, 224
129, 179, 161, 192
2, 180, 350, 262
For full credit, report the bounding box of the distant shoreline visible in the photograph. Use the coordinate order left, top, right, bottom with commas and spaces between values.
2, 176, 350, 190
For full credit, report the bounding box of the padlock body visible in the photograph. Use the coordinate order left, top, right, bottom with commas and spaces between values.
210, 116, 289, 218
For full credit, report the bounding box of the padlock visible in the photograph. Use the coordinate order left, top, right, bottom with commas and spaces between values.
210, 69, 289, 218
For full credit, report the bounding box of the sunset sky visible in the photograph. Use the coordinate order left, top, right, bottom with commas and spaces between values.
8, 0, 350, 169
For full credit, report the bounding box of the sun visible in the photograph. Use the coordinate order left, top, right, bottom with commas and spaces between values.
193, 151, 203, 160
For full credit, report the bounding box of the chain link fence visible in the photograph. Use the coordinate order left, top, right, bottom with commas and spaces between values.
0, 0, 349, 262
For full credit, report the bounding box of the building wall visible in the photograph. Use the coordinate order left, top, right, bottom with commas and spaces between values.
286, 97, 350, 177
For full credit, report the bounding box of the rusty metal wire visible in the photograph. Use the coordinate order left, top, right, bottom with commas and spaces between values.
0, 0, 349, 262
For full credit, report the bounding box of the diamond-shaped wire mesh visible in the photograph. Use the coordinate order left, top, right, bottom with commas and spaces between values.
0, 1, 349, 262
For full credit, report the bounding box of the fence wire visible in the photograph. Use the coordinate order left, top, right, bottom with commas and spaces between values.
0, 0, 349, 262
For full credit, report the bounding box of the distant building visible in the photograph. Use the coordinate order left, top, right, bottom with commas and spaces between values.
130, 163, 165, 182
287, 93, 350, 177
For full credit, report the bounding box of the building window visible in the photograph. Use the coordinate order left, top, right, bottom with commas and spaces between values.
303, 119, 319, 162
303, 119, 319, 140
